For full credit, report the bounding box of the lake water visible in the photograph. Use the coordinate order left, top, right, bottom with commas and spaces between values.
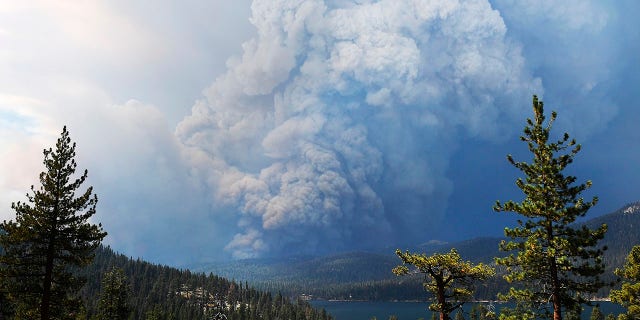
310, 300, 626, 320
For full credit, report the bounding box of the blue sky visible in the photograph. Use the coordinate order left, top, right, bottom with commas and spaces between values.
0, 0, 638, 264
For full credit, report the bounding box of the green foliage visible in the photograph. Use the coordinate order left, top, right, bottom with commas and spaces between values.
477, 304, 496, 320
497, 299, 535, 320
393, 248, 494, 320
469, 304, 497, 320
610, 245, 640, 318
590, 305, 604, 320
78, 246, 332, 320
96, 267, 131, 320
494, 96, 608, 320
470, 305, 479, 320
144, 305, 163, 320
0, 126, 107, 319
564, 304, 582, 320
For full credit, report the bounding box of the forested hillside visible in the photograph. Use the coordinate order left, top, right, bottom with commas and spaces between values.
77, 246, 332, 320
192, 202, 640, 301
589, 202, 640, 269
189, 243, 504, 301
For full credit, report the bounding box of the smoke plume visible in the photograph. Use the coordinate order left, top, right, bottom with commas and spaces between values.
176, 0, 545, 259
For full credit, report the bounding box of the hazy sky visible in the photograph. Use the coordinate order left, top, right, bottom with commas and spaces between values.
1, 0, 638, 264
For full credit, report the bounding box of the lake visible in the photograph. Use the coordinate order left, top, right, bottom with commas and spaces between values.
310, 300, 626, 320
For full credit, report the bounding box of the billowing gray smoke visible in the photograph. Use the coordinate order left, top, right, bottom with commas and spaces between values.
175, 0, 542, 259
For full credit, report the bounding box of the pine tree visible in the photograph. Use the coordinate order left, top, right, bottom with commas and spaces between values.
0, 126, 107, 320
393, 248, 494, 320
96, 267, 131, 320
470, 305, 480, 320
590, 305, 604, 320
494, 96, 607, 320
610, 245, 640, 319
145, 306, 163, 320
564, 304, 582, 320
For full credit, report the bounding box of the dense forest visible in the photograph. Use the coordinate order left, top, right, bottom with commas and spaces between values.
77, 246, 332, 320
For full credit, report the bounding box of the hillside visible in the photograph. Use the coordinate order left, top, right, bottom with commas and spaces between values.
188, 252, 424, 301
587, 202, 640, 269
190, 201, 640, 301
188, 238, 505, 301
76, 246, 332, 320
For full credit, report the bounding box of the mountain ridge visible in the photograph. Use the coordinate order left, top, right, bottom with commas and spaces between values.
188, 201, 640, 301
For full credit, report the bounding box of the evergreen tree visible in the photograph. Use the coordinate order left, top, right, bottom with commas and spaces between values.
96, 267, 131, 320
494, 96, 607, 320
610, 245, 640, 319
470, 305, 480, 320
393, 248, 494, 320
0, 126, 107, 320
590, 306, 604, 320
564, 305, 581, 320
478, 304, 496, 320
145, 306, 163, 320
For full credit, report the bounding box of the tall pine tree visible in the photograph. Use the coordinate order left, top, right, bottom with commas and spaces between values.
0, 126, 107, 320
494, 96, 607, 320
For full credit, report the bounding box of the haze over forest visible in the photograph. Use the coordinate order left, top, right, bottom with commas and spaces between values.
0, 0, 639, 264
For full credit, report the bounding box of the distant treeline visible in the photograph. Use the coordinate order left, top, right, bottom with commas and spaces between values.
197, 201, 640, 302
78, 245, 333, 320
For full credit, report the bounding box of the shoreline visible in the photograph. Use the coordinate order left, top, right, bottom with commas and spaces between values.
312, 298, 613, 303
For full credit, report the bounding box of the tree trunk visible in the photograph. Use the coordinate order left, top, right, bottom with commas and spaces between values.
41, 198, 59, 320
436, 279, 449, 320
552, 288, 562, 320
548, 224, 562, 320
41, 239, 55, 320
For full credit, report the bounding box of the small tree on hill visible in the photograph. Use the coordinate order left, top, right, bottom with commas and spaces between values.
494, 96, 608, 320
0, 126, 107, 320
96, 267, 131, 320
393, 248, 495, 320
610, 245, 640, 319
